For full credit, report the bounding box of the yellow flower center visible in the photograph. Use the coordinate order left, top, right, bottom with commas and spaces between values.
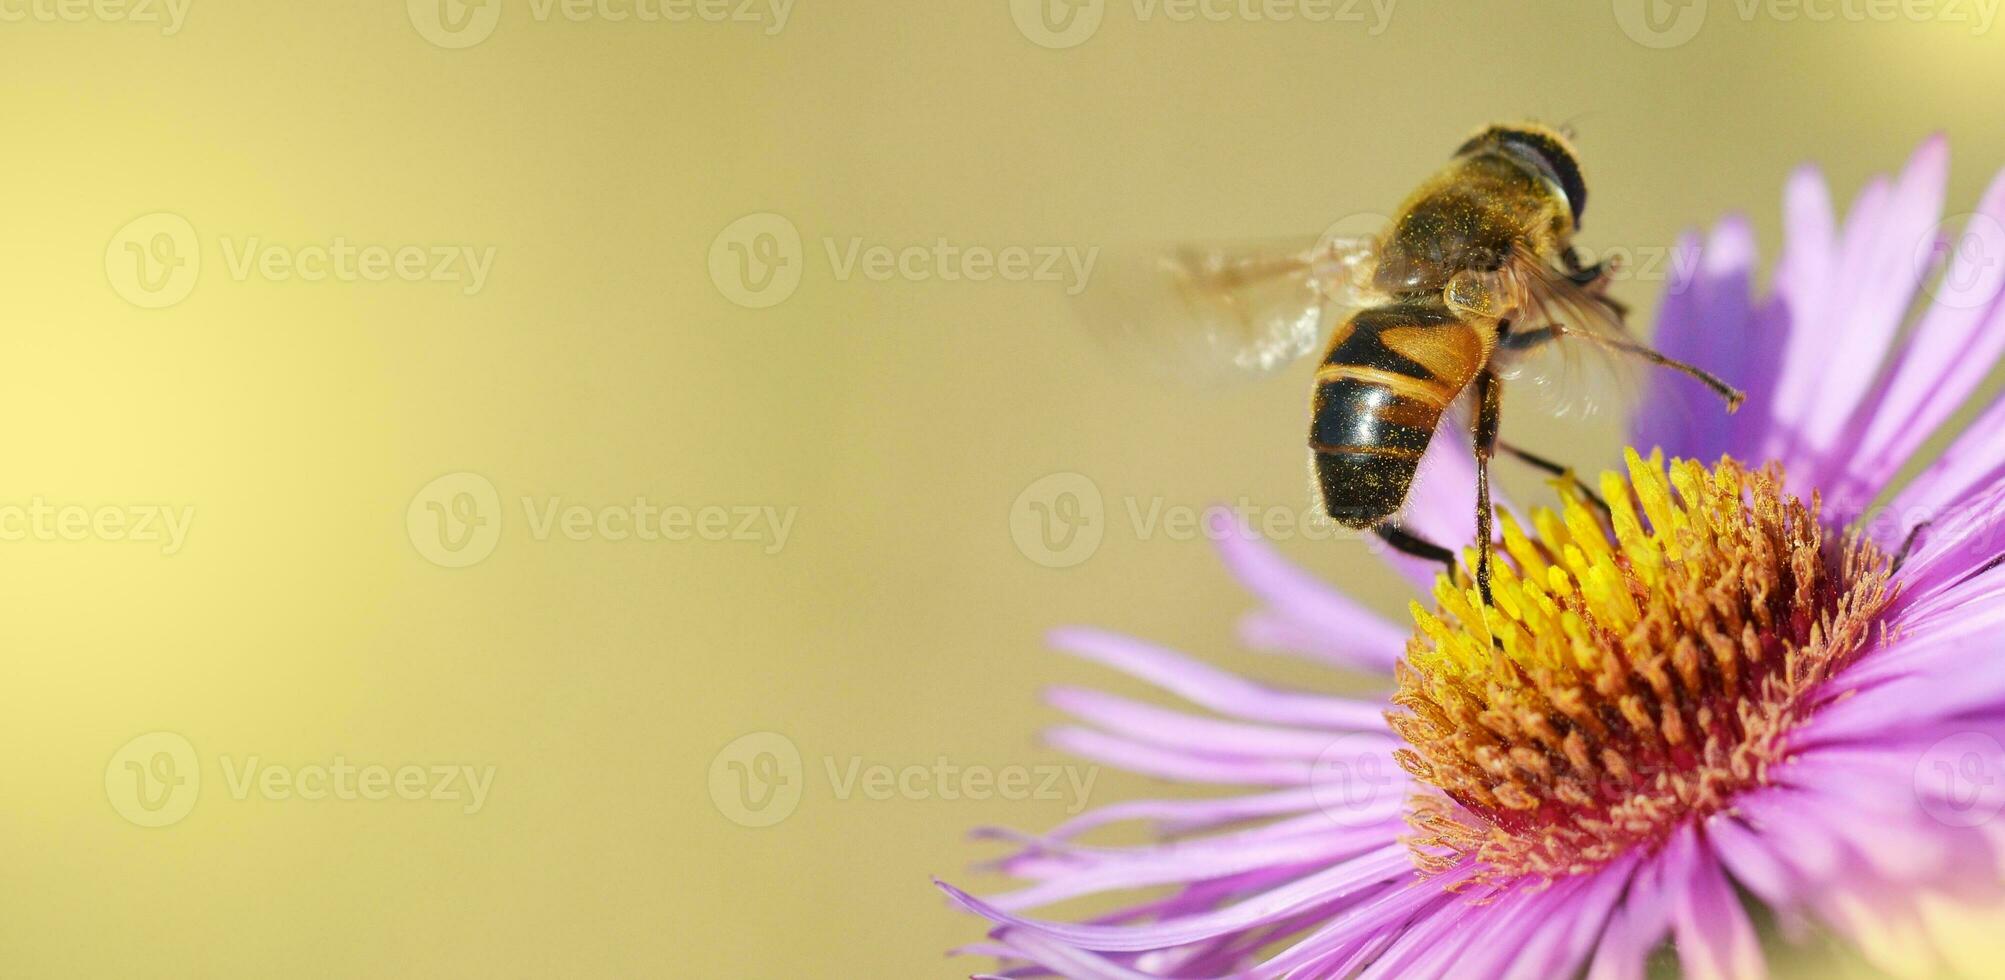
1390, 449, 1896, 883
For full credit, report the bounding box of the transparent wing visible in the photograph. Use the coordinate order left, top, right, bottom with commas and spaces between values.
1076, 233, 1385, 386
1493, 244, 1639, 421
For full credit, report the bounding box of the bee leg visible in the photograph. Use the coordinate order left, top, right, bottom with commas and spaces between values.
1497, 440, 1611, 514
1893, 520, 1933, 572
1521, 322, 1744, 411
1948, 551, 2005, 591
1498, 324, 1560, 352
1472, 369, 1501, 609
1558, 250, 1633, 322
1576, 331, 1746, 411
1561, 247, 1619, 284
1592, 290, 1631, 323
1373, 523, 1459, 584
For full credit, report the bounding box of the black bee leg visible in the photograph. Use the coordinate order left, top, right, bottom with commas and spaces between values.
1565, 261, 1605, 286
1948, 551, 2005, 591
1497, 440, 1611, 514
1498, 324, 1560, 352
1573, 331, 1745, 411
1559, 248, 1632, 323
1471, 369, 1501, 608
1893, 520, 1933, 572
1561, 246, 1617, 283
1595, 290, 1631, 323
1373, 524, 1458, 584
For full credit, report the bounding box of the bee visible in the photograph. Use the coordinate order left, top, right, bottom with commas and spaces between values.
1084, 121, 1743, 605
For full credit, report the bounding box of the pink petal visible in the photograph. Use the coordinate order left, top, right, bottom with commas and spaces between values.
1427, 883, 1562, 979
989, 929, 1160, 980
1044, 726, 1315, 785
1205, 507, 1411, 672
1705, 811, 1798, 909
983, 827, 1393, 912
1587, 848, 1675, 980
1354, 887, 1492, 980
1503, 857, 1637, 980
1842, 166, 2005, 498
1891, 398, 2005, 535
1046, 685, 1398, 761
1251, 870, 1469, 978
1635, 220, 1767, 463
1782, 137, 1953, 486
1773, 164, 1838, 307
1761, 164, 1845, 466
1671, 829, 1767, 980
1048, 626, 1392, 729
1005, 786, 1327, 842
935, 844, 1412, 951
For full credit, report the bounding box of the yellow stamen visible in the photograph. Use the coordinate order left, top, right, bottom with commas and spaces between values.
1390, 451, 1896, 884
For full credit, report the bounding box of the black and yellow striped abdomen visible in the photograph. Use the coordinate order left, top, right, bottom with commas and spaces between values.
1310, 299, 1494, 529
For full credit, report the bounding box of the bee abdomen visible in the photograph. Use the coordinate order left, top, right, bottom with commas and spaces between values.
1310, 303, 1486, 529
1310, 374, 1439, 529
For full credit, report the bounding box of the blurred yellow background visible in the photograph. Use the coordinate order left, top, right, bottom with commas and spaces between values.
4, 2, 2003, 976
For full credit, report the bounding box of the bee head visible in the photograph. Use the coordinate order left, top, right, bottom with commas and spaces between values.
1455, 121, 1588, 229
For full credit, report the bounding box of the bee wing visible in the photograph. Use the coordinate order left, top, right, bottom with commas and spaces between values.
1494, 244, 1639, 421
1076, 234, 1386, 386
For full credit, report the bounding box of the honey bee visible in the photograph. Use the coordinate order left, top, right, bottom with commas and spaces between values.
1085, 121, 1743, 605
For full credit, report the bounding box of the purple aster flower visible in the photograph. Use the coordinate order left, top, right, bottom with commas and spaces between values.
939, 136, 2005, 978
